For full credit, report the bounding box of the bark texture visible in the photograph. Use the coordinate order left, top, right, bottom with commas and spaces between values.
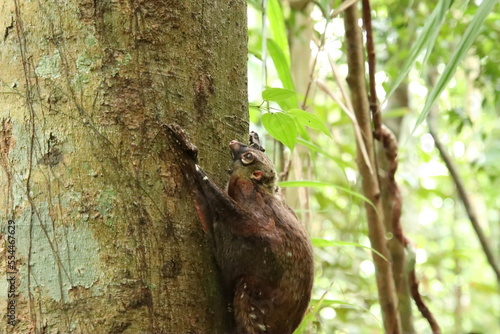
0, 0, 248, 333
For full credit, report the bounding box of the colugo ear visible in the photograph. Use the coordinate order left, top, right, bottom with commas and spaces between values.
251, 171, 263, 181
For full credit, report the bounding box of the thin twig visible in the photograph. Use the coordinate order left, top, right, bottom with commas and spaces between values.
327, 55, 353, 113
301, 17, 328, 110
316, 79, 373, 175
409, 270, 442, 334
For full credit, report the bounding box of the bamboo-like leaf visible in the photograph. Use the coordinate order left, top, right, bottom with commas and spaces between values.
262, 112, 298, 150
294, 285, 332, 334
421, 0, 453, 66
413, 0, 498, 133
267, 39, 296, 91
385, 0, 453, 102
267, 0, 290, 66
311, 238, 389, 262
267, 39, 297, 110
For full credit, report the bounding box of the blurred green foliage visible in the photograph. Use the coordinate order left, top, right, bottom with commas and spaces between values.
247, 0, 500, 333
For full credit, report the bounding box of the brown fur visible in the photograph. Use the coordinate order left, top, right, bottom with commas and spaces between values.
165, 125, 314, 334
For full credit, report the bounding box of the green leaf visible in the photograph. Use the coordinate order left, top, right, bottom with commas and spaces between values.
288, 108, 332, 137
249, 106, 261, 125
267, 0, 290, 67
295, 287, 383, 332
262, 112, 298, 150
248, 47, 262, 61
262, 87, 297, 102
385, 0, 453, 101
413, 0, 498, 133
267, 38, 297, 105
294, 289, 330, 334
311, 238, 389, 262
420, 0, 453, 66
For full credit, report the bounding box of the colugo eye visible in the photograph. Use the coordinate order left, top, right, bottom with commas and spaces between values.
241, 152, 254, 164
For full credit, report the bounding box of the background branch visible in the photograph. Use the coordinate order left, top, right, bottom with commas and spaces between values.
428, 110, 500, 285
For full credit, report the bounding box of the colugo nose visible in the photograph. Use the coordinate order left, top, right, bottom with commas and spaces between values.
228, 140, 240, 160
229, 140, 242, 151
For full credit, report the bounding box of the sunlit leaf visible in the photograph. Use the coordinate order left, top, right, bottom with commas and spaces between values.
420, 1, 452, 66
262, 87, 297, 102
288, 108, 332, 137
262, 112, 298, 150
267, 0, 290, 67
248, 47, 262, 60
267, 38, 296, 93
413, 0, 498, 132
266, 39, 297, 110
249, 106, 261, 125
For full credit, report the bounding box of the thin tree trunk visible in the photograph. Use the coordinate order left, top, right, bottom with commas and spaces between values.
378, 139, 415, 334
380, 83, 415, 333
0, 0, 248, 333
342, 2, 402, 332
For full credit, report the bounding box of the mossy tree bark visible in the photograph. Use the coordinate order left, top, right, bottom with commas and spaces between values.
0, 0, 248, 333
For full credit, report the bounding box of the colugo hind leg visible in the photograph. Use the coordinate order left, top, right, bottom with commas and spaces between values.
233, 276, 279, 334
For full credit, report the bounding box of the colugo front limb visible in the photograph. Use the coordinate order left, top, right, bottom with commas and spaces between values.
164, 124, 246, 234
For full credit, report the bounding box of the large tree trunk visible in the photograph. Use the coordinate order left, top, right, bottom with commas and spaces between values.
0, 0, 247, 333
